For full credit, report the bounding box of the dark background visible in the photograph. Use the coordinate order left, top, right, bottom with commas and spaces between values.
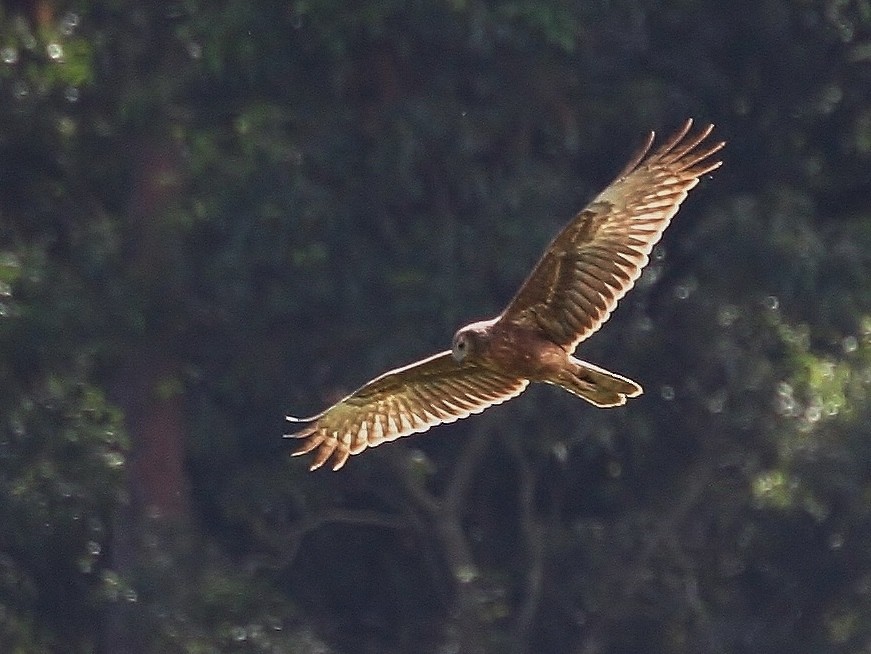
1, 1, 870, 652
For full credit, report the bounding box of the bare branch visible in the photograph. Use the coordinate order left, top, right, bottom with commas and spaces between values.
444, 418, 499, 516
507, 434, 545, 654
245, 507, 405, 571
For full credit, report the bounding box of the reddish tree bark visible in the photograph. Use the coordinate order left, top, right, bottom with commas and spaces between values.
103, 136, 190, 652
121, 136, 190, 521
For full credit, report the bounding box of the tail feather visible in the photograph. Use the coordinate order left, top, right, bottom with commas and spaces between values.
553, 358, 642, 408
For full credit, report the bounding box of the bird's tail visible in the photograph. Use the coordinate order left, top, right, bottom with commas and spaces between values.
552, 357, 643, 408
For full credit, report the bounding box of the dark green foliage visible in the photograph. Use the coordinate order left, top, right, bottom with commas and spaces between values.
1, 0, 870, 652
0, 369, 126, 651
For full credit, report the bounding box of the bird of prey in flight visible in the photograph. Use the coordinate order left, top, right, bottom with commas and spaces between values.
287, 119, 724, 471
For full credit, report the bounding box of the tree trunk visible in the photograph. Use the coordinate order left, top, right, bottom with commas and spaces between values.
102, 135, 190, 652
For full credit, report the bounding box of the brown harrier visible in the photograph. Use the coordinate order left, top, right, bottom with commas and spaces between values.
287, 119, 724, 470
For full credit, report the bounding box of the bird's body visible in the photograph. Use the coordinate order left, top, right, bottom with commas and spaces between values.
288, 120, 724, 470
452, 318, 639, 404
455, 319, 563, 380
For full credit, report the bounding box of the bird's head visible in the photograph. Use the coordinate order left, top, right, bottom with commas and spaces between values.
451, 319, 494, 363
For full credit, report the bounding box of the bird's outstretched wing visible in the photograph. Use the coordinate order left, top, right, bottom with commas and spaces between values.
287, 351, 528, 471
500, 119, 724, 352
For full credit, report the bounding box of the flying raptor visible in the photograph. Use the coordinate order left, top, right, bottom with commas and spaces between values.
287, 119, 724, 471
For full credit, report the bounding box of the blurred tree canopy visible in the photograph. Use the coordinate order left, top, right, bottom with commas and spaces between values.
0, 0, 870, 652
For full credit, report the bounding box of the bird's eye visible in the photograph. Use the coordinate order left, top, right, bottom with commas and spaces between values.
452, 335, 468, 362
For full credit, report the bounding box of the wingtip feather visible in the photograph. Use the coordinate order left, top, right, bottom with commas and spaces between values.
614, 118, 723, 182
286, 412, 324, 423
